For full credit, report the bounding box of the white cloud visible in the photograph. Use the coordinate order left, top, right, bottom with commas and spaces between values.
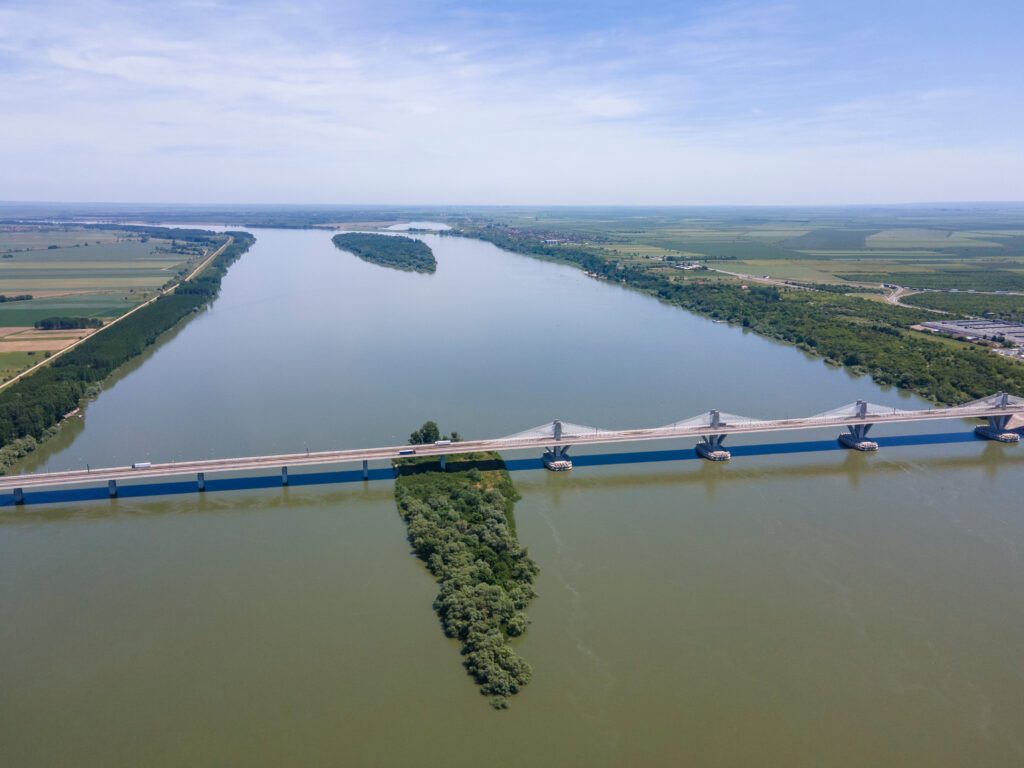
0, 0, 1021, 203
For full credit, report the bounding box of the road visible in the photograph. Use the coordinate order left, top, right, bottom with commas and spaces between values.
0, 235, 234, 394
883, 285, 951, 313
2, 396, 1020, 492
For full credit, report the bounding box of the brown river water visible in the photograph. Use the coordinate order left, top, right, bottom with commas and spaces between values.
1, 227, 1022, 766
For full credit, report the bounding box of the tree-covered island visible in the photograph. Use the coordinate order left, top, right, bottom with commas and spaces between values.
394, 423, 538, 709
332, 232, 436, 273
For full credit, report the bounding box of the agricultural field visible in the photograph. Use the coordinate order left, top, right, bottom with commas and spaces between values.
470, 205, 1024, 292
0, 351, 37, 380
901, 291, 1024, 321
0, 223, 224, 381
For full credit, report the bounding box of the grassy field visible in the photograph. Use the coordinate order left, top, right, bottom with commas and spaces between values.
0, 351, 38, 380
463, 207, 1024, 293
839, 269, 1024, 291
0, 223, 224, 380
901, 291, 1024, 320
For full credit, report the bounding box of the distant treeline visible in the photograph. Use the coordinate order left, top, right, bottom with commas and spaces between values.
463, 226, 1024, 404
0, 232, 254, 472
34, 317, 103, 330
332, 232, 436, 273
79, 223, 222, 244
394, 426, 537, 709
0, 294, 33, 302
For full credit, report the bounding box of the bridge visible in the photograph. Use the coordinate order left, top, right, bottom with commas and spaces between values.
1, 392, 1021, 505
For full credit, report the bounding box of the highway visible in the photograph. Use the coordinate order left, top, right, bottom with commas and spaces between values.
2, 394, 1021, 493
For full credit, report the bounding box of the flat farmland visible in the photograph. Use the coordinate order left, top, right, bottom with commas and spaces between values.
0, 294, 137, 326
0, 261, 183, 289
475, 208, 1024, 297
0, 223, 224, 380
0, 326, 95, 352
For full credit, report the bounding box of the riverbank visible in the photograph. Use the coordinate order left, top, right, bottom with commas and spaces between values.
459, 226, 1024, 405
0, 231, 254, 474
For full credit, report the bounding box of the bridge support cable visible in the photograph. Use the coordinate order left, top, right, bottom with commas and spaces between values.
657, 408, 771, 461
502, 418, 616, 471
3, 393, 1024, 505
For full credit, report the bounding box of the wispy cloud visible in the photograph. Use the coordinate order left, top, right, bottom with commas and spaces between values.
0, 0, 1022, 203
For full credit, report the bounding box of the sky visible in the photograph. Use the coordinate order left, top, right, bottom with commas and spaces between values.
1, 0, 1022, 205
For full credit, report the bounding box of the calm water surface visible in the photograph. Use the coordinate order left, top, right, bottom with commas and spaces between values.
2, 228, 1022, 766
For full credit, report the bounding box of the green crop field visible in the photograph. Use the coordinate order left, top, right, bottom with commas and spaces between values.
901, 291, 1024, 320
839, 269, 1024, 291
0, 294, 139, 326
0, 224, 222, 332
461, 206, 1024, 292
0, 351, 37, 381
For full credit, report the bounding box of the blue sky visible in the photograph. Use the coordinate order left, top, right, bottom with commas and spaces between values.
1, 0, 1022, 204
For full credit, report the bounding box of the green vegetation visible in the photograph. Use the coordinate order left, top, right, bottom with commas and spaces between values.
394, 423, 537, 709
901, 291, 1024, 321
840, 270, 1024, 291
33, 316, 103, 330
332, 232, 436, 273
0, 232, 254, 473
0, 224, 224, 310
0, 351, 35, 380
0, 294, 139, 327
408, 420, 461, 444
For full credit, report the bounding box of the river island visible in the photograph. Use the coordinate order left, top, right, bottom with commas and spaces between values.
332, 232, 436, 273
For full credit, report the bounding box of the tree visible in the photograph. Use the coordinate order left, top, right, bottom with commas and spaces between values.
409, 421, 440, 444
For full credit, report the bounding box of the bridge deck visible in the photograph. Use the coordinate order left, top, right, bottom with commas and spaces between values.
2, 398, 1021, 492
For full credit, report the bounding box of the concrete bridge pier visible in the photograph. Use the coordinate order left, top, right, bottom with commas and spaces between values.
839, 401, 879, 451
197, 472, 206, 492
975, 393, 1020, 442
362, 460, 369, 480
543, 444, 572, 471
13, 487, 24, 505
976, 414, 1020, 443
696, 410, 731, 460
108, 479, 117, 498
696, 434, 730, 461
440, 455, 446, 471
281, 466, 289, 486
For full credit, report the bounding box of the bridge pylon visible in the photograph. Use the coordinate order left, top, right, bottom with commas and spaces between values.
975, 392, 1021, 443
696, 410, 731, 461
543, 419, 573, 471
838, 400, 879, 451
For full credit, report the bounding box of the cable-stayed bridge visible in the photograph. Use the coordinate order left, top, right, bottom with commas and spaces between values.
2, 392, 1021, 505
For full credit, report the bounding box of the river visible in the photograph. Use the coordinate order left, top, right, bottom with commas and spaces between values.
2, 227, 1022, 766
